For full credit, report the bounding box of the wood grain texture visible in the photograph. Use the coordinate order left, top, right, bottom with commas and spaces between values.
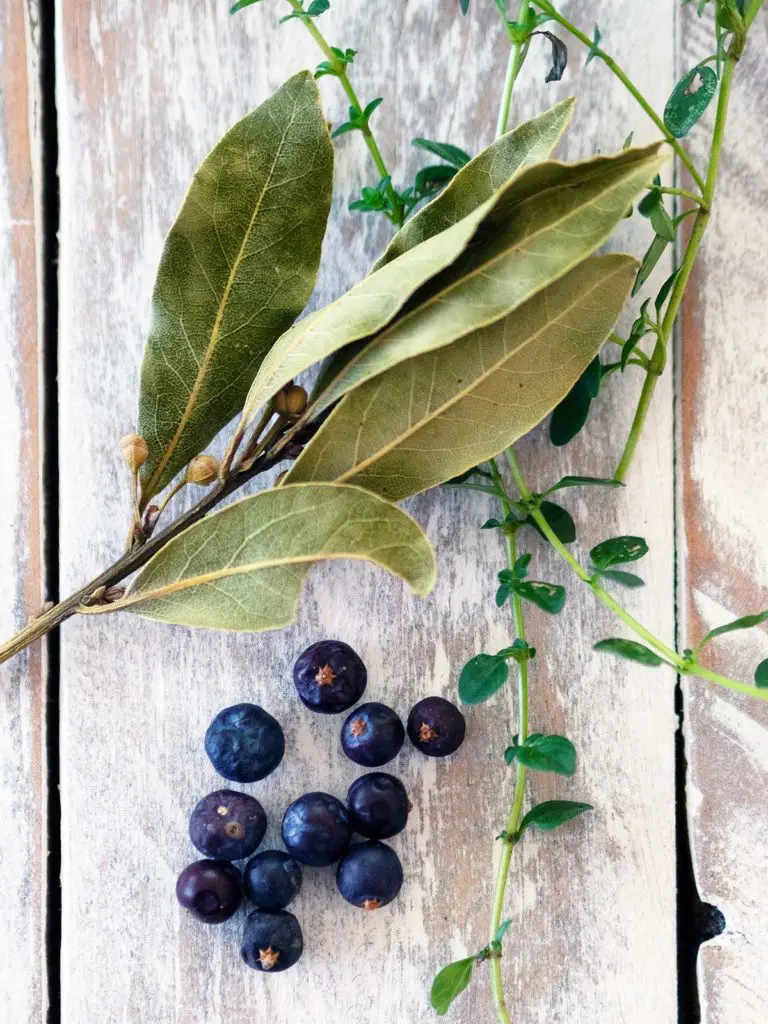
679, 9, 768, 1022
57, 2, 677, 1021
0, 1, 48, 1020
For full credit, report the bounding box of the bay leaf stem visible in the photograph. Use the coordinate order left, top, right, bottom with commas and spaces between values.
0, 434, 309, 665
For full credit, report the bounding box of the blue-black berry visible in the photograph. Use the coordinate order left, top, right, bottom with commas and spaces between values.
341, 702, 405, 767
281, 791, 351, 867
244, 850, 303, 911
336, 840, 403, 910
293, 640, 367, 714
241, 909, 303, 972
205, 703, 285, 782
189, 789, 267, 861
347, 772, 410, 840
176, 859, 242, 923
407, 696, 466, 757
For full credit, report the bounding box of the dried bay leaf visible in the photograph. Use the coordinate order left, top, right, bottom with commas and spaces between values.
236, 102, 577, 431
376, 98, 577, 268
285, 255, 636, 500
137, 71, 333, 506
80, 485, 436, 630
313, 145, 663, 411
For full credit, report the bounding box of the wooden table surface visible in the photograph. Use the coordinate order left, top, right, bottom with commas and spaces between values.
1, 2, 766, 1022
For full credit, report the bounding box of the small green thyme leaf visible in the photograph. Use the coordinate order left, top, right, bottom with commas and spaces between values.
526, 501, 576, 545
633, 233, 670, 296
593, 638, 664, 666
755, 659, 768, 688
458, 654, 509, 704
544, 475, 623, 494
586, 24, 602, 65
590, 535, 648, 570
512, 580, 566, 614
518, 734, 577, 775
494, 919, 513, 944
664, 65, 718, 139
597, 568, 646, 588
411, 138, 471, 169
517, 800, 592, 838
430, 957, 475, 1015
696, 609, 768, 652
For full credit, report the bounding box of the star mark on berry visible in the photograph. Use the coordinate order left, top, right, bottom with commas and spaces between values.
419, 722, 438, 743
363, 898, 383, 911
315, 664, 336, 686
258, 946, 281, 970
350, 717, 367, 737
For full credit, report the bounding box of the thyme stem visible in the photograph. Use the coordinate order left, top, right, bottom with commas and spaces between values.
496, 0, 532, 137
486, 459, 529, 1024
503, 449, 768, 703
613, 50, 738, 481
285, 0, 404, 226
533, 1, 706, 192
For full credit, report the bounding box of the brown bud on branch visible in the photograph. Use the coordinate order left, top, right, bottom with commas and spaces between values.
120, 433, 148, 474
272, 383, 308, 419
186, 454, 220, 486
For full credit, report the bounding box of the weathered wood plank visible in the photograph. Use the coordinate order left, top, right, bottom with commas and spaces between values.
57, 2, 676, 1021
679, 9, 768, 1022
0, 1, 48, 1020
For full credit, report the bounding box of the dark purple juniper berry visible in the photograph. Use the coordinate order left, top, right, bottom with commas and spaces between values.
189, 789, 267, 861
293, 639, 367, 714
341, 701, 405, 767
336, 840, 403, 910
241, 909, 303, 972
205, 703, 285, 783
281, 791, 351, 866
407, 696, 466, 757
347, 772, 410, 840
176, 859, 242, 924
244, 850, 303, 911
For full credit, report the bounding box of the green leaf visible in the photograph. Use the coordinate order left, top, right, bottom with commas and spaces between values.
230, 0, 261, 11
285, 255, 637, 499
593, 638, 664, 666
507, 734, 576, 775
307, 0, 329, 14
517, 800, 592, 837
414, 164, 458, 195
82, 484, 435, 631
755, 659, 768, 689
136, 72, 333, 505
377, 99, 576, 268
697, 609, 768, 650
649, 200, 676, 243
431, 958, 475, 1016
549, 357, 599, 446
655, 268, 680, 316
526, 501, 576, 544
638, 177, 661, 216
664, 65, 718, 139
459, 654, 509, 704
512, 580, 566, 614
494, 919, 513, 944
632, 233, 670, 297
412, 137, 471, 169
315, 146, 664, 412
459, 0, 470, 13
590, 535, 648, 569
597, 568, 645, 588
363, 96, 384, 120
237, 191, 499, 435
544, 475, 623, 494
586, 24, 602, 64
